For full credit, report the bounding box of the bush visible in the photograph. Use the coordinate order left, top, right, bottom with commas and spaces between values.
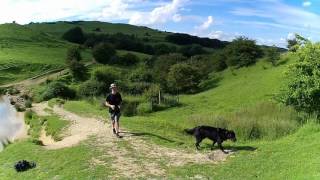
119, 53, 139, 66
153, 43, 176, 55
41, 82, 76, 101
62, 27, 85, 44
143, 84, 161, 105
92, 67, 120, 86
24, 110, 33, 119
128, 67, 153, 83
7, 88, 20, 95
121, 99, 139, 116
211, 52, 227, 72
152, 53, 187, 89
66, 46, 82, 62
68, 60, 88, 81
92, 43, 116, 64
224, 37, 262, 68
180, 44, 205, 57
188, 102, 308, 140
78, 80, 105, 97
25, 99, 32, 108
137, 102, 153, 115
167, 63, 202, 94
277, 40, 320, 114
265, 46, 280, 66
14, 104, 25, 112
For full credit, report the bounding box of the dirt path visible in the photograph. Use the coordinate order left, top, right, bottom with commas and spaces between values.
32, 102, 234, 178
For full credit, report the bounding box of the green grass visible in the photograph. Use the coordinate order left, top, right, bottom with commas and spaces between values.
168, 123, 320, 179
43, 115, 70, 141
27, 21, 168, 42
0, 23, 92, 85
0, 138, 113, 180
24, 111, 44, 139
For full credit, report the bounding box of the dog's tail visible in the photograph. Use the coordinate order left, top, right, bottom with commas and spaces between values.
184, 127, 197, 135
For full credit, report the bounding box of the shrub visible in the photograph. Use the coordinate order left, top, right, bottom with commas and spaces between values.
180, 44, 205, 57
119, 53, 139, 66
7, 88, 20, 95
68, 60, 88, 81
211, 52, 227, 72
224, 37, 263, 68
265, 46, 280, 66
137, 102, 153, 115
25, 99, 32, 108
153, 43, 176, 55
277, 40, 320, 114
121, 99, 139, 116
143, 84, 161, 105
14, 104, 25, 112
167, 63, 202, 94
24, 110, 33, 119
62, 27, 85, 44
92, 67, 120, 86
66, 46, 82, 62
92, 43, 116, 64
152, 53, 187, 89
41, 82, 76, 101
128, 67, 153, 83
78, 80, 105, 97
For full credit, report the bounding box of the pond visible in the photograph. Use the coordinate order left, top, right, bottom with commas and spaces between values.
0, 95, 26, 151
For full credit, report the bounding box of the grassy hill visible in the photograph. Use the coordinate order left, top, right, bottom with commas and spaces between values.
27, 21, 168, 41
0, 21, 319, 179
0, 23, 73, 85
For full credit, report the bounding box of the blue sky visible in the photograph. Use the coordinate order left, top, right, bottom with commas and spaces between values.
0, 0, 319, 47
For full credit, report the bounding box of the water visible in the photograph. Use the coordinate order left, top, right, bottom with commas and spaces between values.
0, 96, 25, 151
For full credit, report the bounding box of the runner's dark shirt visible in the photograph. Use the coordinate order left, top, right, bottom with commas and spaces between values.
106, 92, 122, 113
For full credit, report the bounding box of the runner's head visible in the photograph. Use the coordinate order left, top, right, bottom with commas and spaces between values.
109, 83, 117, 93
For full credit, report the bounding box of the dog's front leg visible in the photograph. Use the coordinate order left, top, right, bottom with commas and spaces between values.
217, 141, 228, 154
211, 141, 216, 150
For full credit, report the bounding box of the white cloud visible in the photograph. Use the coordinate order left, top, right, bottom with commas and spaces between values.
209, 31, 224, 39
303, 1, 312, 7
287, 32, 296, 40
230, 1, 320, 32
0, 0, 182, 25
195, 16, 214, 31
208, 30, 237, 41
128, 0, 187, 25
0, 0, 109, 24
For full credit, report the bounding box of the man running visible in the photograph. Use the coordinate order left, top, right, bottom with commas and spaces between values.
105, 83, 122, 138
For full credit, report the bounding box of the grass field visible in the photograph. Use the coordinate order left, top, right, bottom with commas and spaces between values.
27, 21, 169, 42
1, 21, 319, 179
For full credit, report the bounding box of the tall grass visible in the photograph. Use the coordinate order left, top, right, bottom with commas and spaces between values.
188, 102, 315, 140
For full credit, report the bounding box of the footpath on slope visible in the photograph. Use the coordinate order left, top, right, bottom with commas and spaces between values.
32, 102, 235, 178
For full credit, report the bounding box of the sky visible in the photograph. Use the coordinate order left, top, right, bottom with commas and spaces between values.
0, 0, 319, 47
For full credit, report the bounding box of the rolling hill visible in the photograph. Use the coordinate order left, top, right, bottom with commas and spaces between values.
0, 21, 318, 179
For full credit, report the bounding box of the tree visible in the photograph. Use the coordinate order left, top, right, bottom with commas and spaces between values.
211, 52, 227, 72
66, 46, 82, 62
277, 39, 320, 114
92, 43, 116, 64
68, 60, 88, 81
167, 63, 202, 94
287, 38, 298, 51
224, 37, 262, 68
152, 53, 187, 89
62, 27, 85, 44
180, 44, 205, 57
265, 46, 280, 66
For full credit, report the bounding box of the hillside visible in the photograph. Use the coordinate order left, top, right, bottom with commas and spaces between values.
0, 20, 318, 179
27, 21, 168, 42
